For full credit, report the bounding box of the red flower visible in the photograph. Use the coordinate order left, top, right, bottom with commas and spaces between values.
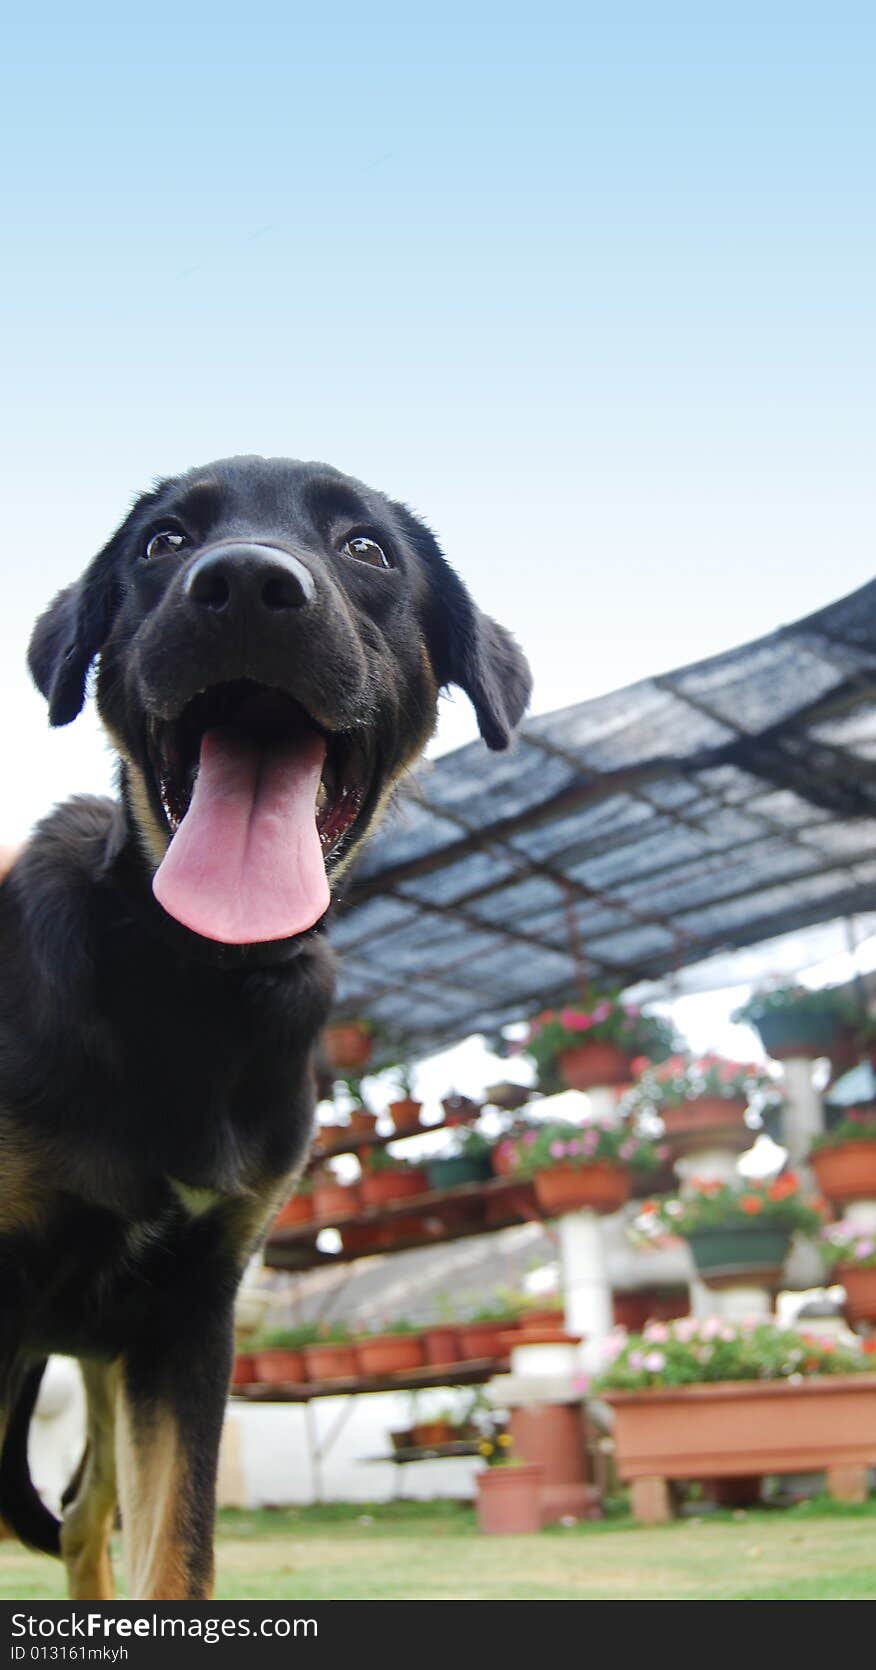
740, 1195, 763, 1214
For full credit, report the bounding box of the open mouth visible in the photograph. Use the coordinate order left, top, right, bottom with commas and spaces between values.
145, 680, 370, 945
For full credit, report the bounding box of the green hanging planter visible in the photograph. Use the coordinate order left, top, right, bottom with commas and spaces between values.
687, 1225, 792, 1281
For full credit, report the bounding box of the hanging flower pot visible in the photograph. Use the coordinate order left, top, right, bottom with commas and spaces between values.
355, 1332, 425, 1377
811, 1137, 876, 1206
838, 1265, 876, 1323
411, 1419, 456, 1447
533, 1162, 631, 1216
661, 1096, 748, 1135
387, 1097, 423, 1135
476, 1463, 544, 1535
732, 986, 853, 1062
557, 1041, 633, 1090
687, 1225, 792, 1286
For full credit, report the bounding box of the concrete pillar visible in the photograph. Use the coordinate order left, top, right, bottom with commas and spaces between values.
559, 1209, 613, 1370
781, 1056, 825, 1172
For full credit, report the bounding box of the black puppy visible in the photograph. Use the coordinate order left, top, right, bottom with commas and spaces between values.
0, 456, 530, 1599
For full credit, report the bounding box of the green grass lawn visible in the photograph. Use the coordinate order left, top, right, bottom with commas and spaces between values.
2, 1497, 875, 1601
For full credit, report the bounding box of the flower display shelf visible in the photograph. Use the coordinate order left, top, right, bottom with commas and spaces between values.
232, 1357, 502, 1402
365, 1440, 483, 1465
605, 1375, 876, 1523
264, 1174, 545, 1271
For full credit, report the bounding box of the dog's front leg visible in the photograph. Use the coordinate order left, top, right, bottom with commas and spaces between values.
114, 1305, 234, 1601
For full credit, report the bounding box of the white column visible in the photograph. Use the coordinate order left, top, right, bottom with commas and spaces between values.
559, 1209, 613, 1371
781, 1057, 825, 1172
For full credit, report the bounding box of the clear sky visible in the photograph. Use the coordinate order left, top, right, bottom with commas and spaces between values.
2, 2, 875, 842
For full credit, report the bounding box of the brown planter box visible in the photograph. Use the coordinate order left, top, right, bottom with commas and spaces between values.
312, 1180, 361, 1221
272, 1193, 314, 1229
302, 1343, 358, 1382
533, 1162, 630, 1216
422, 1325, 461, 1365
254, 1347, 308, 1385
355, 1333, 426, 1376
456, 1320, 514, 1360
606, 1374, 876, 1521
359, 1169, 426, 1207
811, 1141, 876, 1205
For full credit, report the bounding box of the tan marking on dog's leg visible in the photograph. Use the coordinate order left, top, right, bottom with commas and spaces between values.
0, 845, 22, 886
115, 1387, 208, 1600
61, 1362, 119, 1601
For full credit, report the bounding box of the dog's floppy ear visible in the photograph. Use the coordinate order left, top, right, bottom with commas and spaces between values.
28, 541, 121, 727
392, 503, 532, 750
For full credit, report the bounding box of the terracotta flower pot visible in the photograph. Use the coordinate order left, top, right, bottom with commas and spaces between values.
661, 1096, 747, 1135
231, 1352, 258, 1387
348, 1109, 378, 1139
387, 1097, 423, 1134
686, 1225, 791, 1287
811, 1141, 876, 1205
322, 1022, 373, 1070
253, 1347, 307, 1385
302, 1343, 358, 1382
411, 1420, 456, 1447
360, 1169, 426, 1207
355, 1333, 425, 1376
838, 1264, 876, 1323
312, 1180, 361, 1221
272, 1193, 314, 1230
557, 1041, 632, 1090
441, 1094, 482, 1125
421, 1325, 460, 1365
520, 1306, 565, 1329
476, 1464, 544, 1534
456, 1320, 515, 1360
509, 1404, 593, 1523
532, 1161, 630, 1216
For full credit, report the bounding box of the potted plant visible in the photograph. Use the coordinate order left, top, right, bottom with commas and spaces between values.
441, 1091, 482, 1126
457, 1294, 525, 1360
359, 1148, 427, 1207
354, 1320, 426, 1377
311, 1167, 362, 1221
820, 1219, 876, 1321
638, 1173, 825, 1286
420, 1298, 461, 1366
230, 1351, 258, 1388
508, 1119, 662, 1216
339, 1076, 378, 1139
596, 1316, 873, 1521
252, 1324, 321, 1385
733, 984, 854, 1061
426, 1128, 494, 1191
475, 1436, 543, 1535
621, 1054, 780, 1152
302, 1323, 358, 1382
322, 1017, 375, 1071
386, 1064, 423, 1134
810, 1112, 876, 1205
520, 992, 675, 1092
271, 1175, 315, 1230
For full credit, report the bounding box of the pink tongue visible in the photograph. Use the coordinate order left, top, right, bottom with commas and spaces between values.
152, 726, 330, 944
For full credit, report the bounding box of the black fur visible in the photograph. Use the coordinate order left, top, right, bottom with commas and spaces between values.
1, 455, 531, 1596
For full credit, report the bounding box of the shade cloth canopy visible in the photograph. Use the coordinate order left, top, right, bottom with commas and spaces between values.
330, 579, 876, 1061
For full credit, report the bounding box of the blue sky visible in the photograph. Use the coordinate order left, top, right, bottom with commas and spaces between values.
2, 2, 875, 838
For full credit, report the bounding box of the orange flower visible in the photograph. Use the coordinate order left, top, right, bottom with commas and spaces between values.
767, 1176, 796, 1201
740, 1195, 763, 1214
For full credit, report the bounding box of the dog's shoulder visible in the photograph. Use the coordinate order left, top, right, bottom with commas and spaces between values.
2, 797, 121, 995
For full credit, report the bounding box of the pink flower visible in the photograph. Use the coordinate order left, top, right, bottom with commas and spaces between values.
549, 1140, 566, 1159
628, 1350, 645, 1370
618, 1140, 636, 1161
673, 1318, 697, 1342
643, 1322, 669, 1343
855, 1239, 876, 1259
523, 1131, 538, 1147
592, 1001, 612, 1024
644, 1351, 666, 1372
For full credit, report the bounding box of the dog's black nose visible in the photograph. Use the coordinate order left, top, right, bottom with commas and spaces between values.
184, 543, 315, 614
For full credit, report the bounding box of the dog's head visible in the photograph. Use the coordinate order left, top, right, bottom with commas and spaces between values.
29, 456, 531, 947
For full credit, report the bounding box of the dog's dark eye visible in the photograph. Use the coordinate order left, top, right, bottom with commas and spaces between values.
144, 530, 189, 561
340, 535, 392, 570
